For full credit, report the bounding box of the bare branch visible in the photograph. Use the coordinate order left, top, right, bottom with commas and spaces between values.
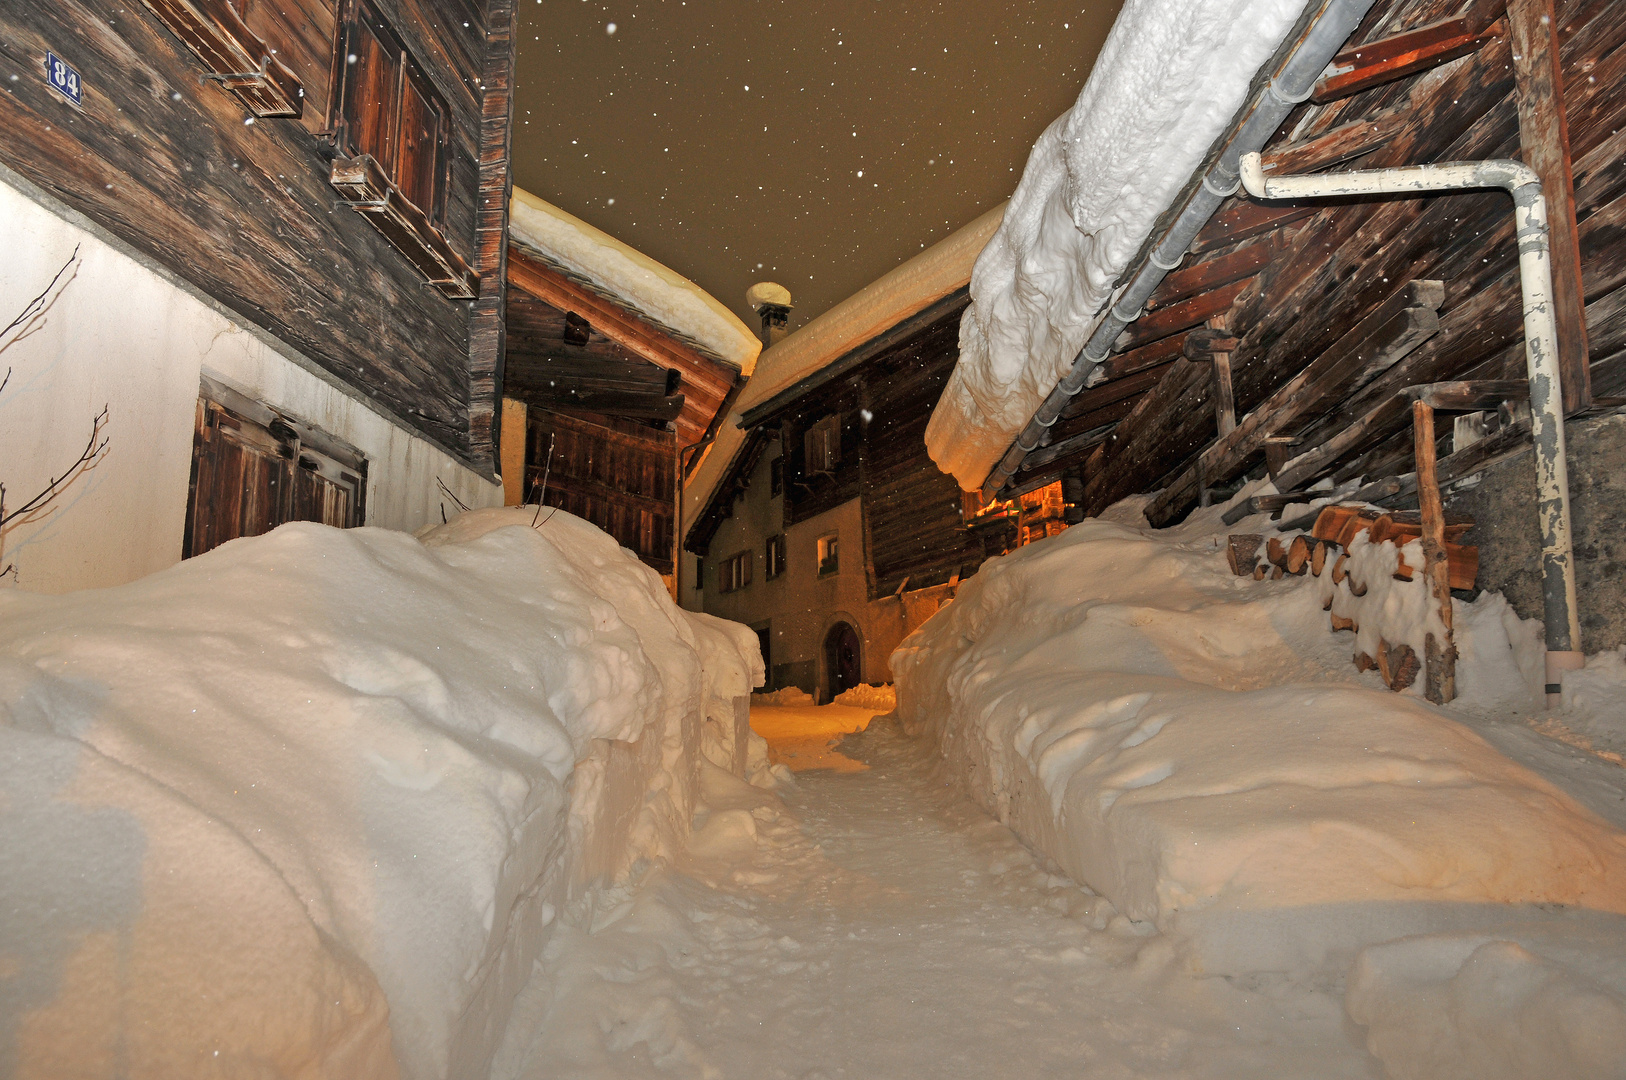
0, 404, 110, 530
435, 476, 471, 514
1, 245, 80, 348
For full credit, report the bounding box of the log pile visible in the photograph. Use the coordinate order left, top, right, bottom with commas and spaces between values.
1226, 502, 1478, 699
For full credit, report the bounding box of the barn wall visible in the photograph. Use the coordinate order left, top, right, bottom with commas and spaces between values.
0, 0, 502, 461
0, 175, 500, 594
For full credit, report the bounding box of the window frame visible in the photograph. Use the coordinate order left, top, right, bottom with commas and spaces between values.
719, 550, 753, 593
816, 532, 839, 578
803, 415, 841, 477
766, 533, 786, 579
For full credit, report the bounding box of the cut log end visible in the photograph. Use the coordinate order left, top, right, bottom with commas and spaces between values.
1227, 533, 1264, 577
1286, 535, 1312, 575
1331, 613, 1358, 633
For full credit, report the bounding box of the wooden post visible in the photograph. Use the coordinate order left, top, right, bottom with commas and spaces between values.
1208, 315, 1237, 436
1509, 0, 1590, 414
1412, 400, 1456, 704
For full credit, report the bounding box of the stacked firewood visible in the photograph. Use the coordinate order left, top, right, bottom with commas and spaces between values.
1227, 504, 1478, 696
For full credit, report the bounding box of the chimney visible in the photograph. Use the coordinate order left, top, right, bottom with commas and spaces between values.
746, 282, 792, 348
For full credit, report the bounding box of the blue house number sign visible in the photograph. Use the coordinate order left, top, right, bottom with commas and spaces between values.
45, 52, 83, 107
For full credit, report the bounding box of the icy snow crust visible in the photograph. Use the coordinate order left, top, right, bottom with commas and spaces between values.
926, 0, 1309, 490
509, 188, 761, 373
0, 508, 760, 1079
893, 498, 1626, 1075
683, 204, 1004, 534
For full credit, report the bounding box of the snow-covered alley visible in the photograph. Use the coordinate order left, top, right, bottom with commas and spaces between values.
493, 704, 1377, 1080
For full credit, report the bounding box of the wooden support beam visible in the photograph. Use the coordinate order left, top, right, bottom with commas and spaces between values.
1263, 109, 1409, 175
1096, 333, 1189, 381
1509, 0, 1590, 414
1145, 240, 1278, 312
1146, 280, 1444, 522
1413, 400, 1456, 704
1408, 379, 1529, 412
512, 386, 686, 421
1312, 9, 1506, 104
1191, 202, 1317, 255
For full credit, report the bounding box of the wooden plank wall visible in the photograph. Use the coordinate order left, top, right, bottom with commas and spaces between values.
773, 307, 988, 599
468, 0, 518, 473
1017, 0, 1626, 525
526, 408, 677, 574
0, 0, 496, 463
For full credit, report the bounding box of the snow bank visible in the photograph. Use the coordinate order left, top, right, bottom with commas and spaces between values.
892, 499, 1626, 989
925, 0, 1309, 490
509, 188, 760, 373
684, 204, 1004, 534
753, 686, 814, 707
0, 507, 760, 1079
832, 683, 897, 713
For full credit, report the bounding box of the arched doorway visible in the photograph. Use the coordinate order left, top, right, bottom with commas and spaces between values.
824, 622, 862, 701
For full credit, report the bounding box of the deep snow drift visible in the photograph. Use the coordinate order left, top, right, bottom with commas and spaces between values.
0, 508, 761, 1079
926, 0, 1309, 490
893, 495, 1626, 1078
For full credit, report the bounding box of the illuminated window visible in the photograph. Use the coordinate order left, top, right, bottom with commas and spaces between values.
816, 533, 839, 577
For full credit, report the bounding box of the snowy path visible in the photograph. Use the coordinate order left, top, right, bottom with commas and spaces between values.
491, 707, 1382, 1079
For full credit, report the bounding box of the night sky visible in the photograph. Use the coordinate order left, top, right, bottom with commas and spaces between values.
510, 1, 1124, 332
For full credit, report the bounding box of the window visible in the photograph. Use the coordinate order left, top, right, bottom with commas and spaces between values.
693, 555, 704, 590
804, 415, 841, 477
719, 550, 753, 593
766, 533, 786, 579
326, 0, 477, 298
817, 533, 839, 577
185, 376, 367, 558
770, 456, 784, 497
143, 0, 306, 117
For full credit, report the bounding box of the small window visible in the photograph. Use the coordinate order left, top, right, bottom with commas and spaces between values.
766, 534, 786, 579
719, 550, 753, 593
804, 415, 841, 477
693, 555, 704, 590
817, 533, 839, 577
770, 456, 784, 497
326, 0, 476, 298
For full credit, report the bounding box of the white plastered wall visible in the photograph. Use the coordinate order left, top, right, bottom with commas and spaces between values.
0, 172, 501, 594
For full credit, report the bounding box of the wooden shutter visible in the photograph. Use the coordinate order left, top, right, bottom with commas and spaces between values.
395, 64, 446, 222
334, 4, 401, 169
185, 378, 368, 558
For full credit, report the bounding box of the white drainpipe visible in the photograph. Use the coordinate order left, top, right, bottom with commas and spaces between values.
1239, 152, 1583, 706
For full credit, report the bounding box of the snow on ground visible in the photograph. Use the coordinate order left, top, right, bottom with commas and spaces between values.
0, 507, 760, 1079
509, 188, 760, 373
683, 204, 1004, 535
893, 493, 1626, 1078
493, 710, 1404, 1080
926, 0, 1310, 491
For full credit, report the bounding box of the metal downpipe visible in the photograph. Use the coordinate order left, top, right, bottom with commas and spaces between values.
1238, 151, 1583, 706
980, 0, 1379, 503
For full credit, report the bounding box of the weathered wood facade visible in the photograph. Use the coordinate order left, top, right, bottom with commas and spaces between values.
988, 0, 1626, 539
690, 291, 1006, 600
504, 242, 747, 577
0, 0, 516, 468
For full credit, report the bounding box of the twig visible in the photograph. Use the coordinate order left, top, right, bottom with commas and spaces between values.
435, 477, 471, 513
0, 404, 109, 580
1, 245, 79, 348
532, 432, 555, 527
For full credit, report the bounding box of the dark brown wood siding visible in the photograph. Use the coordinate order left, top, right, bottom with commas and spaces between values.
526, 409, 676, 575
1, 0, 506, 464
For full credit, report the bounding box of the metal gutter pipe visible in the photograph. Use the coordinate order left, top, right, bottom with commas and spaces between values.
1238, 151, 1583, 706
980, 0, 1380, 504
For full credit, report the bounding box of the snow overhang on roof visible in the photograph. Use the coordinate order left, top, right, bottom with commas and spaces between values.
508, 188, 762, 375
923, 0, 1317, 493
682, 203, 1006, 549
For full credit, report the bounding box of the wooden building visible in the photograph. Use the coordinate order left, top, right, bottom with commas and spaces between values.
960, 0, 1626, 652
688, 266, 1035, 698
0, 0, 518, 588
501, 189, 760, 582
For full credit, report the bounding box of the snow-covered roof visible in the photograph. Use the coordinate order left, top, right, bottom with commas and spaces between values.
683, 203, 1006, 536
924, 0, 1310, 491
509, 188, 762, 374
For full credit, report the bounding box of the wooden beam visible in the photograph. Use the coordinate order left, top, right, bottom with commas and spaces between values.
512, 387, 686, 421
1190, 202, 1316, 254
1409, 379, 1529, 412
466, 0, 516, 471
1509, 0, 1590, 414
1263, 109, 1409, 175
1413, 400, 1456, 704
1144, 240, 1278, 312
1096, 333, 1189, 381
1146, 281, 1443, 523
1312, 9, 1506, 104
1115, 278, 1251, 352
